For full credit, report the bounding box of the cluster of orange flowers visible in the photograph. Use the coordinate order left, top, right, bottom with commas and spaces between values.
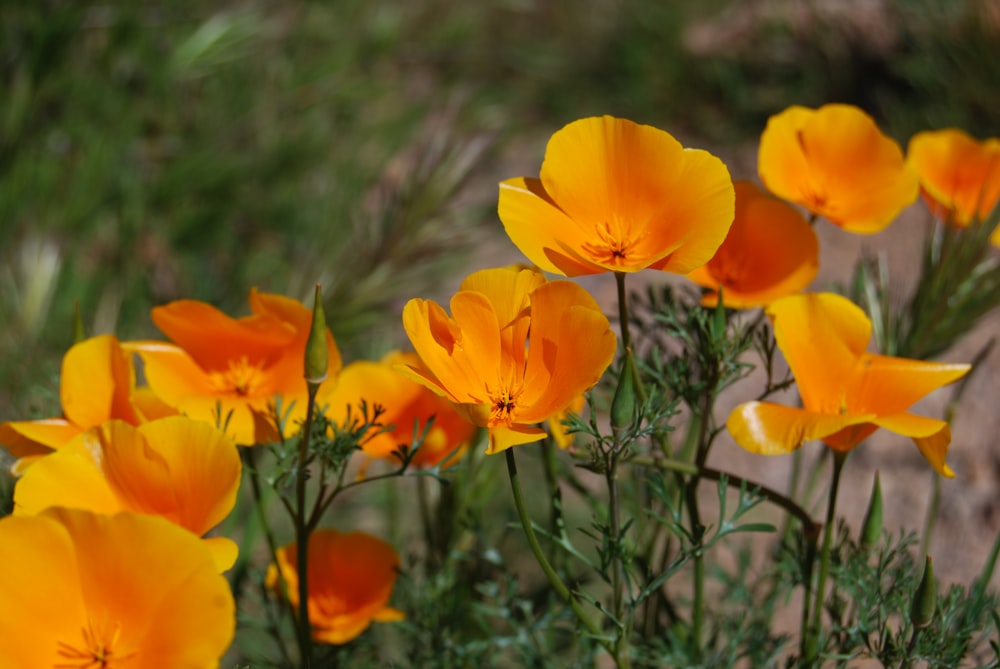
0, 104, 996, 664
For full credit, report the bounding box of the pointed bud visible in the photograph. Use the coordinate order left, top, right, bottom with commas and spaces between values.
72, 301, 86, 344
911, 555, 936, 629
610, 351, 637, 439
304, 284, 329, 388
860, 470, 883, 550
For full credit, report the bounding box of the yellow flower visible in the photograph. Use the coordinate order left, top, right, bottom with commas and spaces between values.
498, 115, 735, 275
13, 416, 242, 571
402, 267, 616, 454
0, 507, 234, 667
727, 293, 969, 476
758, 104, 918, 233
127, 288, 342, 445
687, 181, 819, 308
320, 351, 477, 468
266, 529, 404, 645
0, 334, 175, 474
907, 128, 1000, 244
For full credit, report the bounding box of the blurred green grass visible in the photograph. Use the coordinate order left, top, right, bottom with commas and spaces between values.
1, 0, 996, 421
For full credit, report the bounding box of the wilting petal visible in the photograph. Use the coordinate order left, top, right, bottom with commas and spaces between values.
688, 181, 818, 308
911, 425, 955, 478
847, 354, 970, 416
768, 293, 871, 413
759, 104, 918, 233
727, 402, 874, 455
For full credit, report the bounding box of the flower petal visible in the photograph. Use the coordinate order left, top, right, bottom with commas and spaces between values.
908, 128, 1000, 225
847, 354, 970, 415
727, 401, 874, 455
768, 293, 871, 413
498, 177, 604, 275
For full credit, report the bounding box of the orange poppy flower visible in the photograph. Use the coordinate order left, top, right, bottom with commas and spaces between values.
727, 292, 969, 476
498, 115, 735, 275
907, 128, 1000, 244
687, 180, 819, 308
266, 529, 404, 645
758, 104, 919, 233
321, 351, 477, 468
0, 507, 234, 667
127, 288, 342, 445
401, 267, 616, 454
0, 334, 175, 474
13, 416, 242, 571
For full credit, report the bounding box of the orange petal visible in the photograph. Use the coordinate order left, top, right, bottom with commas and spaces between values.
13, 432, 122, 517
0, 513, 87, 667
759, 104, 917, 232
911, 425, 955, 478
689, 181, 818, 308
847, 354, 970, 415
61, 335, 139, 429
498, 177, 602, 276
101, 417, 241, 536
484, 424, 547, 454
151, 299, 295, 372
519, 280, 616, 421
204, 536, 240, 572
539, 116, 734, 273
767, 293, 871, 414
0, 418, 79, 459
49, 508, 235, 665
727, 401, 874, 455
908, 128, 1000, 225
402, 298, 486, 405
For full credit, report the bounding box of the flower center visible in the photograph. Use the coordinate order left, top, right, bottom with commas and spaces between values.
581, 218, 643, 267
209, 356, 265, 397
56, 618, 136, 668
486, 381, 523, 426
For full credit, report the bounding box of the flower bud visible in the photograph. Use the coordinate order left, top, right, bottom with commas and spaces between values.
304, 284, 329, 387
610, 351, 637, 438
911, 555, 936, 629
860, 470, 883, 550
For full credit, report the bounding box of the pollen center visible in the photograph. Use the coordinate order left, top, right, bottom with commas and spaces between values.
581, 218, 644, 268
486, 381, 523, 426
210, 356, 266, 397
56, 618, 137, 669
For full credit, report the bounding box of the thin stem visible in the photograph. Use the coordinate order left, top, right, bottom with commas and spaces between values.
540, 439, 563, 565
918, 471, 941, 561
504, 449, 614, 658
243, 446, 295, 668
803, 450, 848, 664
615, 272, 632, 353
627, 456, 817, 532
293, 384, 320, 668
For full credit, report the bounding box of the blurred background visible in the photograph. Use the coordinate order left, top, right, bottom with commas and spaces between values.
1, 0, 997, 446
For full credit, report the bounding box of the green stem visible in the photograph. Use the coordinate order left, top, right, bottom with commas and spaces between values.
244, 446, 295, 668
540, 439, 563, 566
803, 450, 847, 664
615, 272, 632, 353
293, 384, 320, 668
627, 456, 816, 532
918, 471, 941, 561
504, 449, 614, 659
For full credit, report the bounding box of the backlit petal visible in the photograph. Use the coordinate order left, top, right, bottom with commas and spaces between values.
727, 401, 874, 455
61, 335, 139, 429
0, 418, 79, 458
13, 433, 122, 516
908, 128, 1000, 225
